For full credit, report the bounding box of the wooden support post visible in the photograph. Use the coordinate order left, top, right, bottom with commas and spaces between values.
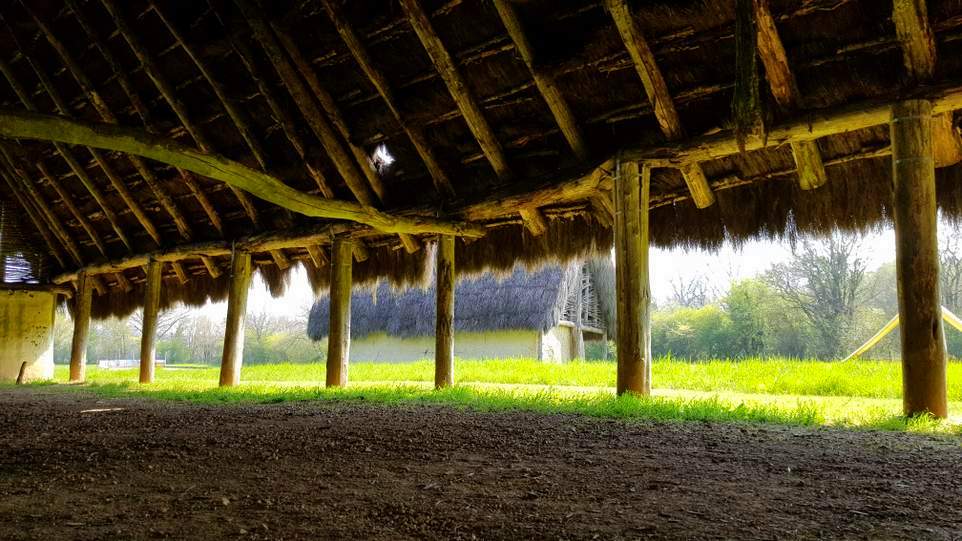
573, 268, 586, 360
327, 237, 353, 387
435, 235, 455, 388
891, 100, 947, 418
613, 160, 651, 395
69, 271, 92, 383
139, 259, 162, 384
219, 251, 252, 387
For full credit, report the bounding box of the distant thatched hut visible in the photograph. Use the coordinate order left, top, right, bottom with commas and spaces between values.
308, 257, 614, 363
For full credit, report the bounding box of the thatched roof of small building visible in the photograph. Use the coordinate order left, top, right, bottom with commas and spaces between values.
1, 0, 961, 317
308, 255, 614, 340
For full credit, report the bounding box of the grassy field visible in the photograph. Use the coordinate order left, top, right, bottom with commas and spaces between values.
41, 357, 962, 435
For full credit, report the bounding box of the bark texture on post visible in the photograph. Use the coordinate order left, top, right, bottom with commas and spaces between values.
435, 235, 455, 388
327, 237, 353, 388
219, 251, 252, 387
139, 259, 162, 384
69, 271, 92, 383
614, 160, 651, 395
891, 99, 948, 418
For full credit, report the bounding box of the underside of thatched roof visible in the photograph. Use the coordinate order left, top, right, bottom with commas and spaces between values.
2, 0, 962, 318
308, 255, 614, 340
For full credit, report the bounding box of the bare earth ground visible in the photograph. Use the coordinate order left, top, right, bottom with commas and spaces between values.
1, 388, 961, 540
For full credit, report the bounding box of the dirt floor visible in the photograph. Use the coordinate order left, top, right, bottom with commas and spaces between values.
1, 388, 961, 540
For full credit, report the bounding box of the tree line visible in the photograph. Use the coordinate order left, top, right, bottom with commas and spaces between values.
652, 230, 962, 360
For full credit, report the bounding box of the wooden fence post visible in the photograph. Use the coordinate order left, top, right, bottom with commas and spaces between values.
327, 237, 353, 387
614, 159, 651, 395
139, 259, 162, 384
69, 270, 92, 383
891, 99, 948, 418
219, 250, 252, 387
435, 235, 455, 388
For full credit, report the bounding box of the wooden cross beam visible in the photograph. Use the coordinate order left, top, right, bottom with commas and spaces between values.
0, 110, 484, 239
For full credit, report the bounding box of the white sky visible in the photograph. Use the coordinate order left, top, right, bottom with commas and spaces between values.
189, 225, 909, 319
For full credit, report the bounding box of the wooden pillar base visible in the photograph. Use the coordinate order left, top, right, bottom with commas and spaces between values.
69, 271, 92, 383
891, 99, 948, 418
219, 251, 252, 387
139, 259, 162, 384
327, 237, 353, 388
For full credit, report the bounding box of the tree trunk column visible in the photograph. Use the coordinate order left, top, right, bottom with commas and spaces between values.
891, 99, 947, 418
614, 159, 651, 395
327, 237, 353, 388
139, 259, 162, 384
219, 251, 252, 387
69, 271, 93, 383
435, 235, 455, 388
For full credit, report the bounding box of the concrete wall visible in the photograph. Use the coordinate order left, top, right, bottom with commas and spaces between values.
0, 289, 55, 382
349, 329, 541, 363
540, 324, 574, 363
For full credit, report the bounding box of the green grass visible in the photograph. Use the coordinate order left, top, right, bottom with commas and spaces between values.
38, 357, 962, 435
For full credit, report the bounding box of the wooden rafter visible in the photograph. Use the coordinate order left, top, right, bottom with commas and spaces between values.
493, 0, 588, 161
892, 0, 962, 168
0, 166, 66, 269
52, 0, 195, 242
99, 0, 260, 231
605, 0, 715, 208
320, 0, 455, 197
399, 0, 512, 180
0, 110, 486, 239
752, 0, 828, 190
34, 161, 107, 257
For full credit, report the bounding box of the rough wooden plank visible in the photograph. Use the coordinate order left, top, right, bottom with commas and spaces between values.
679, 163, 716, 208
493, 0, 588, 161
219, 251, 252, 387
140, 259, 162, 384
791, 140, 828, 190
327, 237, 353, 388
519, 207, 548, 236
891, 99, 947, 418
932, 113, 962, 167
893, 0, 936, 80
435, 235, 455, 389
400, 0, 512, 180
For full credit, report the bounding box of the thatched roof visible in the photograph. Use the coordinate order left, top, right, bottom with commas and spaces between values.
308, 256, 614, 340
1, 0, 962, 318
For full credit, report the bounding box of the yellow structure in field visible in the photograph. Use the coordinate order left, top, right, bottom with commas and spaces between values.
0, 289, 55, 382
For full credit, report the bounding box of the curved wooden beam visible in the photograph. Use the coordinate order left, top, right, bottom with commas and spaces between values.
0, 110, 485, 239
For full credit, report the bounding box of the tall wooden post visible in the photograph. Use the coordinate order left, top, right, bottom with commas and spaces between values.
435, 235, 455, 388
614, 159, 651, 395
327, 237, 353, 388
139, 259, 162, 384
69, 270, 92, 383
219, 250, 252, 387
891, 99, 948, 418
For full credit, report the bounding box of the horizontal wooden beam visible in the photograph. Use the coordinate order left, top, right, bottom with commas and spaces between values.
622, 84, 962, 163
0, 110, 484, 238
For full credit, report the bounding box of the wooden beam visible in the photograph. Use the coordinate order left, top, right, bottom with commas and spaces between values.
219, 251, 252, 387
34, 161, 107, 257
933, 113, 962, 167
519, 206, 548, 236
0, 111, 485, 238
140, 259, 162, 384
435, 235, 455, 389
306, 245, 328, 269
893, 0, 936, 80
327, 237, 353, 388
399, 0, 512, 180
622, 84, 962, 162
891, 99, 947, 418
69, 271, 93, 383
493, 0, 588, 161
751, 0, 829, 191
100, 0, 261, 230
64, 0, 196, 242
321, 0, 455, 197
613, 160, 651, 395
605, 0, 715, 207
